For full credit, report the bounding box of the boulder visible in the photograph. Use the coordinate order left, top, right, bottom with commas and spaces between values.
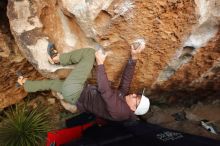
0, 0, 219, 108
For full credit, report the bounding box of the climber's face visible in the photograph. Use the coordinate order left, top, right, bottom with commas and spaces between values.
125, 94, 141, 112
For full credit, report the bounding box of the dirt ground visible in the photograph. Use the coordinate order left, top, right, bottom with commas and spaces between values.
143, 100, 220, 140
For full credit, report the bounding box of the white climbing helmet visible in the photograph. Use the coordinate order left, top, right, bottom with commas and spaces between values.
134, 89, 150, 115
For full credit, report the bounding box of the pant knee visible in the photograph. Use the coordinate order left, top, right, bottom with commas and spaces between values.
83, 48, 95, 56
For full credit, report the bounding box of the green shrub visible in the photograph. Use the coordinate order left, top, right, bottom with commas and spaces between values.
0, 103, 51, 146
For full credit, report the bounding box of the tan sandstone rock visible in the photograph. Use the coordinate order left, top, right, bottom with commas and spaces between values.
0, 0, 219, 108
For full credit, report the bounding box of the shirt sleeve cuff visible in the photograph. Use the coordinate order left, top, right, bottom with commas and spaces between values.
97, 64, 105, 71
128, 58, 137, 64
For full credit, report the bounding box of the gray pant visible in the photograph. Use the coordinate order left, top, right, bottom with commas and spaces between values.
24, 48, 95, 104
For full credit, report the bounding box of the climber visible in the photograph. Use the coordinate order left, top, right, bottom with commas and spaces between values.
17, 41, 150, 121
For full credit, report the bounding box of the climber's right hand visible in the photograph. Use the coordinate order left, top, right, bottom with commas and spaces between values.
95, 50, 107, 65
